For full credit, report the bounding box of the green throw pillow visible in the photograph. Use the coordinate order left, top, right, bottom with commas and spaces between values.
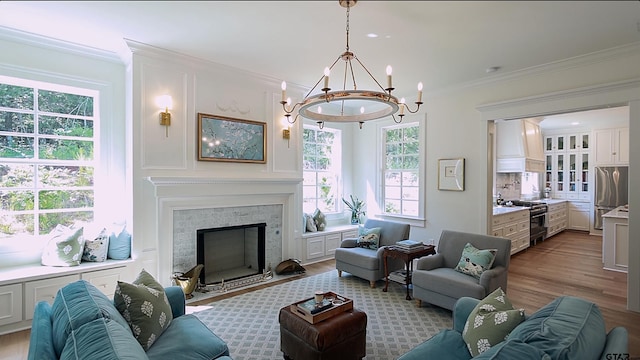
356, 226, 381, 250
114, 269, 173, 351
41, 225, 85, 267
454, 242, 497, 279
462, 288, 526, 357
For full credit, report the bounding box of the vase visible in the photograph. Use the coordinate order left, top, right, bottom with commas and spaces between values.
351, 211, 360, 225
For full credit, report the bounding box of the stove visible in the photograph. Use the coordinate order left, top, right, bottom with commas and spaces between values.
508, 200, 548, 245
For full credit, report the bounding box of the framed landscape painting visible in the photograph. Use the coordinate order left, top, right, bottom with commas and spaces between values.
197, 113, 266, 163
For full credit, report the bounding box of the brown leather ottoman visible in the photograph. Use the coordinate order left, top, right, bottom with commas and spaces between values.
279, 305, 367, 360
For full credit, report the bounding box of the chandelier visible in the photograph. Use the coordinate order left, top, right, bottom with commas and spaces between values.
279, 0, 423, 129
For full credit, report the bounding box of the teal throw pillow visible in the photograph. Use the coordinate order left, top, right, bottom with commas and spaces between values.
108, 224, 132, 260
312, 208, 327, 231
454, 242, 497, 279
41, 225, 85, 267
356, 226, 381, 250
462, 288, 526, 357
114, 269, 173, 351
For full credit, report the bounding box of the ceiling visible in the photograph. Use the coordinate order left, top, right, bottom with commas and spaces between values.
1, 1, 639, 102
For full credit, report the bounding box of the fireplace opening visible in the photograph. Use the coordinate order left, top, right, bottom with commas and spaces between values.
197, 223, 266, 285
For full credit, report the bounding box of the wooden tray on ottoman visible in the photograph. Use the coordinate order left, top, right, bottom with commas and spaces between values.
290, 291, 353, 324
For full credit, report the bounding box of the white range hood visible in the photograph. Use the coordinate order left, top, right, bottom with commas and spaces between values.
496, 119, 545, 173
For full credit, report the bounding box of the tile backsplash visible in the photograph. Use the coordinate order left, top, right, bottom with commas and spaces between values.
496, 173, 522, 200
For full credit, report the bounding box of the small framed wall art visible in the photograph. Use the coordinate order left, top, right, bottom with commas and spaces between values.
438, 158, 465, 191
197, 113, 266, 163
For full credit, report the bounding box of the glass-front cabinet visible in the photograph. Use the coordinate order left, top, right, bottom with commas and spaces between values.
544, 132, 590, 201
544, 135, 565, 153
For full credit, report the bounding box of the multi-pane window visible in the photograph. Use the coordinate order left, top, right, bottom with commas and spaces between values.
0, 76, 97, 236
383, 123, 420, 216
303, 126, 341, 214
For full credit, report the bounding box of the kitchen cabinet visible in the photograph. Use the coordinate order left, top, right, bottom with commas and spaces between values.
593, 127, 629, 166
568, 201, 590, 231
491, 209, 529, 255
546, 201, 568, 238
544, 131, 590, 201
602, 206, 628, 272
302, 225, 358, 264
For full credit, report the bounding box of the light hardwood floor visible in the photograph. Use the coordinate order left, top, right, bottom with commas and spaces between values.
1, 230, 638, 359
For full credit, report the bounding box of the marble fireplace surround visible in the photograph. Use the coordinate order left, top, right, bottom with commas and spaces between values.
147, 177, 301, 287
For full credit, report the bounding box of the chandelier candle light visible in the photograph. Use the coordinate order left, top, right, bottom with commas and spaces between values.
279, 0, 423, 129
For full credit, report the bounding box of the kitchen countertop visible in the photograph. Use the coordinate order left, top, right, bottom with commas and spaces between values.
492, 198, 568, 216
493, 206, 529, 216
602, 205, 629, 220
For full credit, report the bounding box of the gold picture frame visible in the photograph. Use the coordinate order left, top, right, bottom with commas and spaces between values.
438, 158, 465, 191
197, 113, 266, 163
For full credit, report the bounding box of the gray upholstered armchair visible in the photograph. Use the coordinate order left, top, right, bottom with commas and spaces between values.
335, 219, 410, 288
412, 230, 511, 310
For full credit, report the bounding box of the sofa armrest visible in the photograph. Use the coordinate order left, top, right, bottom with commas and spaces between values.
416, 253, 444, 270
165, 286, 186, 318
452, 297, 480, 333
478, 265, 507, 289
27, 301, 57, 360
599, 326, 628, 360
340, 238, 358, 248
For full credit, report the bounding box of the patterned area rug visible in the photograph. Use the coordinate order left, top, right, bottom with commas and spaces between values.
194, 271, 453, 360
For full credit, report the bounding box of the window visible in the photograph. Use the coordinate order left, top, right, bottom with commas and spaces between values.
383, 123, 420, 217
0, 76, 98, 236
302, 126, 341, 214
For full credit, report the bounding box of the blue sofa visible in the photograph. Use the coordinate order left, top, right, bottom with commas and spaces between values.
399, 296, 628, 360
28, 280, 232, 360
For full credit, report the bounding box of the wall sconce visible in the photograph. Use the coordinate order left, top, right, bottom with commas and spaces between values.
281, 118, 292, 148
156, 95, 173, 137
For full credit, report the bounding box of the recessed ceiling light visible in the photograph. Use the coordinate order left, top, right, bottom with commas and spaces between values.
485, 66, 501, 73
571, 121, 580, 126
367, 33, 378, 38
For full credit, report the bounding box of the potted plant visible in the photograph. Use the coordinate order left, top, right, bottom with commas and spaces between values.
343, 195, 365, 225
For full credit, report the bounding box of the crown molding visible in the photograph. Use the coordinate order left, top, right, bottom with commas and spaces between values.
0, 26, 125, 64
430, 42, 640, 98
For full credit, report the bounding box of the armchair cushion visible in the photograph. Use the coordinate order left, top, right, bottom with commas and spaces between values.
462, 288, 525, 356
454, 242, 497, 279
356, 226, 381, 250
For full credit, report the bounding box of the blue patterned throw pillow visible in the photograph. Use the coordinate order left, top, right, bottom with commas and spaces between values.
454, 242, 497, 279
356, 226, 381, 250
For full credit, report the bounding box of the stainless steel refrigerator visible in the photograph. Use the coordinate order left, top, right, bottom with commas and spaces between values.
594, 166, 629, 229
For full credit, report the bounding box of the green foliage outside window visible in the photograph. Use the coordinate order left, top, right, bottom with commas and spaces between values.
383, 124, 419, 216
303, 127, 340, 214
0, 80, 96, 236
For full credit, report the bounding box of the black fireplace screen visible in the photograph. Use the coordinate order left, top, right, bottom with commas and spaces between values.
196, 222, 266, 285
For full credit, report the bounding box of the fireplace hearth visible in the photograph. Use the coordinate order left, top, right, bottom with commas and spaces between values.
197, 222, 266, 285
